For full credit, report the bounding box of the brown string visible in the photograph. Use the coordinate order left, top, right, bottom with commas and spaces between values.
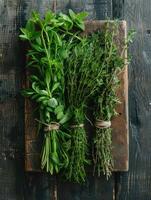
35, 119, 60, 132
95, 119, 111, 129
44, 122, 60, 132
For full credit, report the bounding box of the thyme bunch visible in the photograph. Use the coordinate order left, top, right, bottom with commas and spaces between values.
93, 22, 129, 177
64, 33, 108, 182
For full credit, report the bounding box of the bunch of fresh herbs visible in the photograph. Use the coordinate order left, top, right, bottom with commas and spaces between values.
93, 23, 134, 177
64, 32, 112, 182
20, 10, 132, 183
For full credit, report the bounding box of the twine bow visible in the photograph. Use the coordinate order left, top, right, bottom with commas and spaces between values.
95, 119, 111, 129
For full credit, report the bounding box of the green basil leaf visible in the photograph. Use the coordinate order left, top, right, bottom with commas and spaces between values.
69, 9, 76, 20
40, 90, 49, 96
48, 98, 58, 108
59, 111, 71, 124
57, 111, 64, 120
36, 96, 48, 102
54, 105, 64, 114
51, 82, 60, 93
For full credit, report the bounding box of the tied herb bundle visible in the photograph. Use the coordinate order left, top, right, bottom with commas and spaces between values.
20, 9, 133, 183
93, 22, 123, 177
64, 33, 109, 182
20, 10, 88, 175
93, 22, 134, 177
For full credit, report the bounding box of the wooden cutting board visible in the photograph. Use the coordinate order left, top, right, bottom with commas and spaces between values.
24, 20, 129, 172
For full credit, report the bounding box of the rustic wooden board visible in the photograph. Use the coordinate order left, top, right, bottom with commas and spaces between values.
25, 20, 128, 172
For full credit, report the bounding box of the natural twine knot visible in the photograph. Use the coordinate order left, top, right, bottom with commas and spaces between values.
44, 122, 60, 132
35, 119, 60, 132
95, 119, 111, 129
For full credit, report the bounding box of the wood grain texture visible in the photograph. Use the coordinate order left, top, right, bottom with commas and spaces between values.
115, 0, 151, 199
0, 0, 25, 199
57, 174, 114, 200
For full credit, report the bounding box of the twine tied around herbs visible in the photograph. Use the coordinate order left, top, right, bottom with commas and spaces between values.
95, 119, 111, 129
35, 119, 60, 132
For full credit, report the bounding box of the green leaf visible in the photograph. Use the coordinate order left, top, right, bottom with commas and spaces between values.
54, 105, 64, 114
48, 98, 58, 108
41, 57, 48, 65
59, 110, 71, 124
55, 165, 59, 173
69, 9, 76, 20
26, 60, 36, 67
19, 34, 29, 40
36, 96, 48, 102
59, 13, 72, 23
45, 69, 51, 88
45, 11, 55, 23
31, 43, 44, 52
75, 20, 85, 30
31, 93, 40, 100
58, 13, 73, 30
32, 82, 39, 93
45, 111, 50, 122
26, 20, 35, 33
53, 31, 62, 46
29, 75, 39, 81
46, 106, 53, 112
31, 11, 40, 23
41, 99, 48, 106
51, 82, 60, 93
49, 163, 54, 174
59, 48, 68, 59
57, 111, 64, 120
39, 90, 49, 96
36, 37, 42, 45
51, 153, 59, 164
21, 89, 34, 97
77, 12, 88, 20
20, 28, 31, 40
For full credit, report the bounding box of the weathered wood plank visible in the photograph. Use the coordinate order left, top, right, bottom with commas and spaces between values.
57, 174, 114, 200
0, 0, 25, 199
115, 0, 151, 199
